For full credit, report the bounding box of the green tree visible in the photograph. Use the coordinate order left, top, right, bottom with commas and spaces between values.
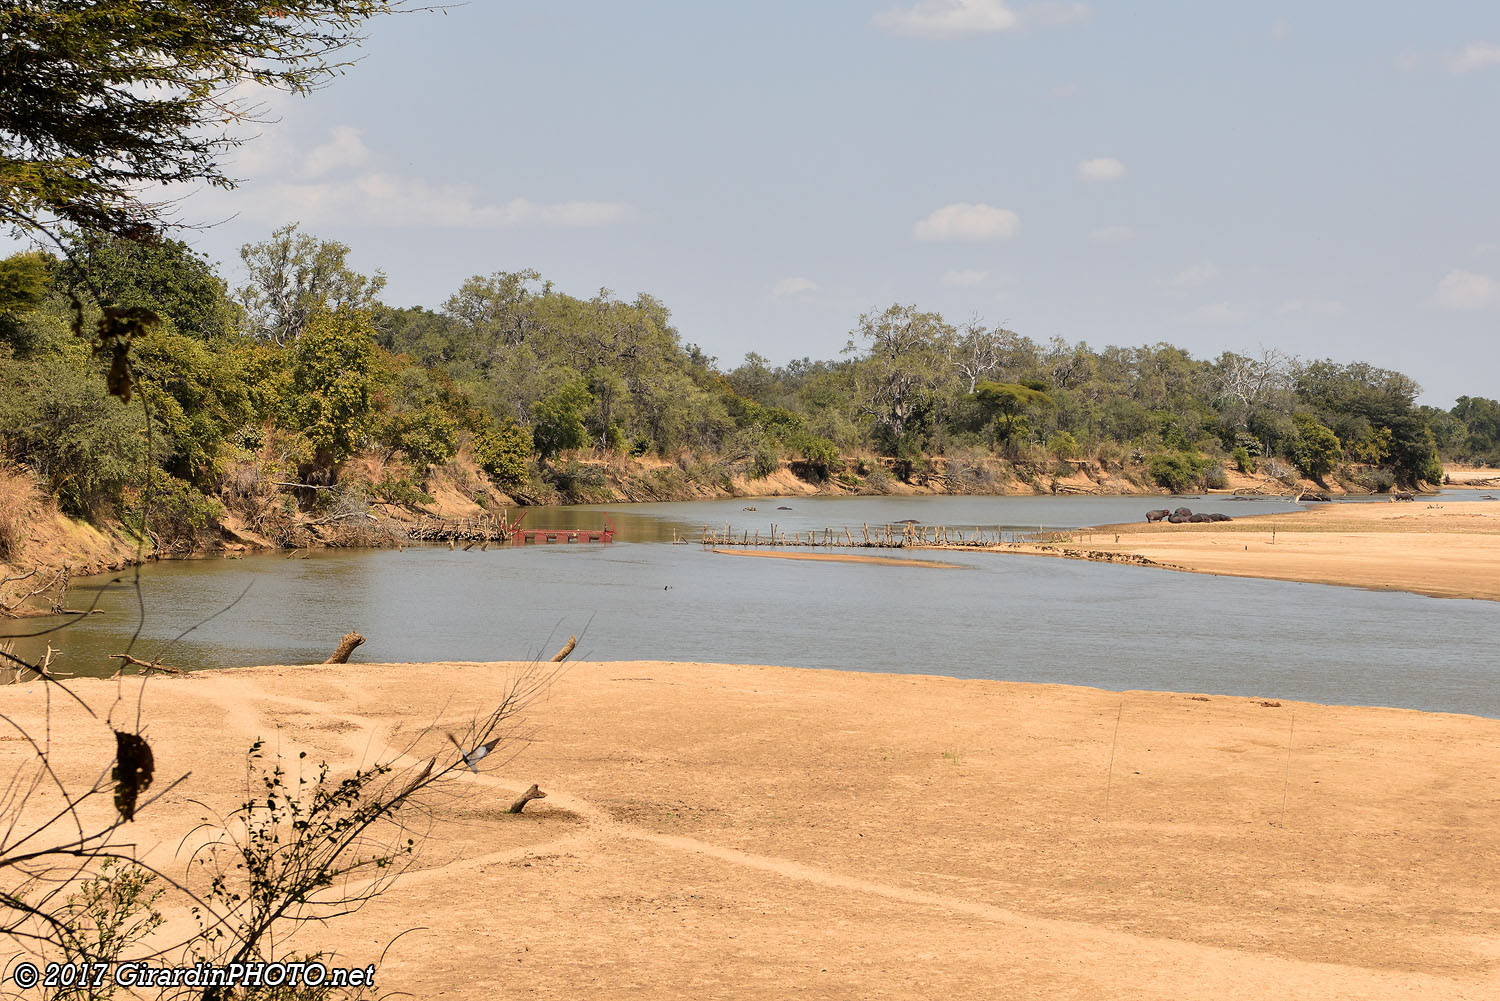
847, 304, 954, 452
0, 3, 408, 244
239, 224, 386, 345
1291, 413, 1341, 480
971, 379, 1055, 455
532, 379, 593, 459
58, 232, 239, 341
287, 307, 379, 468
471, 415, 533, 488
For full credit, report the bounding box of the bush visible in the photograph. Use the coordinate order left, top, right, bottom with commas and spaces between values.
1291, 414, 1341, 480
1048, 430, 1082, 460
1202, 463, 1229, 490
126, 469, 224, 553
471, 416, 532, 488
1147, 450, 1210, 492
1231, 446, 1256, 474
793, 433, 843, 480
749, 440, 781, 479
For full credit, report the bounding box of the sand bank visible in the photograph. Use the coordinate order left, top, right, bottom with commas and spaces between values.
711, 548, 963, 568
3, 660, 1498, 999
978, 499, 1500, 601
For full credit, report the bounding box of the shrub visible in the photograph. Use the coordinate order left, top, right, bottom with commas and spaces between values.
1291, 414, 1341, 480
793, 434, 843, 480
1048, 430, 1082, 460
1147, 450, 1210, 492
1231, 446, 1256, 474
471, 416, 532, 488
749, 440, 781, 479
1202, 463, 1230, 490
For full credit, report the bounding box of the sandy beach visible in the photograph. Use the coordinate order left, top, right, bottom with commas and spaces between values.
988, 499, 1500, 601
4, 660, 1499, 999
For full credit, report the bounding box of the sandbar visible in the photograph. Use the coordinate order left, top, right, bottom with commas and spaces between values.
3, 659, 1498, 999
969, 499, 1500, 601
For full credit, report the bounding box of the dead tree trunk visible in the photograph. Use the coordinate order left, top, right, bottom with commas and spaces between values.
323, 631, 365, 664
551, 636, 577, 663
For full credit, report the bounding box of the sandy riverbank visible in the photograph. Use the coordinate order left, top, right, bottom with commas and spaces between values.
4, 660, 1498, 999
984, 499, 1500, 601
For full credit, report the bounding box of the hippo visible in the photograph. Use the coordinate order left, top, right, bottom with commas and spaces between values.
1187, 513, 1212, 523
777, 505, 793, 510
1145, 509, 1170, 523
893, 518, 921, 524
1392, 491, 1414, 502
1173, 507, 1194, 518
1167, 513, 1190, 523
1209, 513, 1232, 522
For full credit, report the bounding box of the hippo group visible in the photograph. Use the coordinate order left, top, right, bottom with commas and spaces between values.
1146, 506, 1230, 524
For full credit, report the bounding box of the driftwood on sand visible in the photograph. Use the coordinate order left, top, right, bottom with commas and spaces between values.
551, 636, 577, 662
108, 653, 185, 677
323, 631, 366, 664
509, 784, 546, 814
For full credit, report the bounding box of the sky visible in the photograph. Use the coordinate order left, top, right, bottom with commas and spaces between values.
51, 2, 1500, 404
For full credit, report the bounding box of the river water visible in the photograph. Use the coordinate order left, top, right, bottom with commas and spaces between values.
6, 494, 1497, 717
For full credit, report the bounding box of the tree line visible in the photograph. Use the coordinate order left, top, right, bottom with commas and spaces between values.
0, 224, 1493, 549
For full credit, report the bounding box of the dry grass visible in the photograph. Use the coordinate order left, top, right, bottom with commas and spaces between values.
0, 464, 39, 563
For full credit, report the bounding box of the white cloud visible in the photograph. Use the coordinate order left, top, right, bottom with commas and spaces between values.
252, 173, 633, 229
1445, 42, 1500, 74
913, 203, 1020, 241
1434, 269, 1500, 311
1088, 225, 1133, 244
1270, 19, 1290, 42
1278, 298, 1346, 319
873, 0, 1018, 37
871, 0, 1088, 39
1022, 2, 1091, 29
772, 276, 818, 297
1164, 259, 1218, 289
1188, 302, 1250, 324
302, 126, 371, 178
941, 269, 989, 287
1077, 157, 1125, 182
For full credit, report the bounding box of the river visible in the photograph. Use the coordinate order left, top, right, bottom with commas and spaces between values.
6, 494, 1498, 717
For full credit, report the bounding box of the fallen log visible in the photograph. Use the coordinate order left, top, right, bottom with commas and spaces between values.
108, 653, 185, 677
509, 784, 546, 814
551, 636, 577, 662
323, 631, 365, 664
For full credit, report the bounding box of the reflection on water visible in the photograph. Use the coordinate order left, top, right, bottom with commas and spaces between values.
7, 494, 1498, 718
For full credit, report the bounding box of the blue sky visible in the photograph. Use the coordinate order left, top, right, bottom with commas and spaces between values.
118, 3, 1500, 403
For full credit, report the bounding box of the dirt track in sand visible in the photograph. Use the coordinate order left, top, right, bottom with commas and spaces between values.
4, 660, 1499, 999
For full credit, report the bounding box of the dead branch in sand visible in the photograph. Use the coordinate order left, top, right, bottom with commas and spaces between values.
508, 784, 546, 814
551, 636, 577, 662
323, 631, 365, 664
109, 653, 185, 677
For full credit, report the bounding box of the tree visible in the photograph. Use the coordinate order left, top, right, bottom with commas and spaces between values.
972, 379, 1055, 454
57, 232, 239, 341
0, 2, 409, 245
949, 316, 1009, 393
287, 307, 379, 468
442, 269, 551, 356
239, 224, 386, 345
1291, 413, 1341, 480
532, 379, 593, 459
847, 304, 954, 451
